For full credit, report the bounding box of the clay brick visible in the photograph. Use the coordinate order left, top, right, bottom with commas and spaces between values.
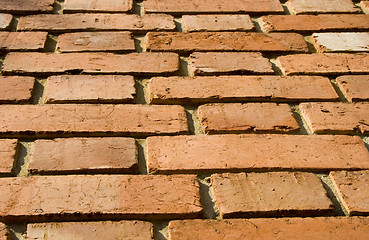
0, 32, 47, 52
0, 104, 188, 137
0, 174, 202, 221
0, 0, 54, 13
146, 32, 308, 52
312, 33, 369, 53
30, 137, 138, 174
57, 32, 135, 52
259, 15, 369, 33
198, 103, 300, 134
147, 134, 369, 173
182, 15, 254, 32
189, 52, 274, 75
277, 53, 369, 75
286, 0, 360, 14
0, 76, 34, 103
169, 217, 369, 239
17, 14, 175, 32
336, 75, 369, 102
330, 171, 369, 215
300, 102, 369, 134
2, 52, 179, 75
148, 76, 338, 104
144, 0, 284, 13
0, 223, 9, 240
0, 14, 12, 30
64, 0, 133, 13
0, 139, 17, 175
211, 172, 333, 218
45, 75, 135, 103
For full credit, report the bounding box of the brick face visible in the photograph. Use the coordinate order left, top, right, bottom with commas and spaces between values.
0, 14, 12, 30
0, 0, 54, 13
286, 0, 360, 14
64, 0, 133, 13
312, 33, 369, 53
0, 139, 17, 175
182, 15, 254, 32
0, 32, 47, 52
336, 75, 369, 102
0, 76, 34, 103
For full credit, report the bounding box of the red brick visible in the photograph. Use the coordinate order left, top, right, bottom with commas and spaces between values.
300, 102, 369, 134
312, 33, 369, 53
211, 172, 333, 218
189, 52, 273, 75
0, 139, 17, 175
182, 15, 254, 32
0, 104, 188, 137
0, 14, 12, 30
57, 32, 135, 52
286, 0, 360, 14
0, 175, 202, 221
17, 14, 175, 32
169, 217, 369, 239
277, 53, 369, 76
148, 76, 338, 104
146, 32, 308, 52
2, 52, 179, 75
147, 134, 369, 173
64, 0, 133, 13
0, 76, 34, 103
0, 0, 54, 13
336, 75, 369, 102
30, 137, 137, 174
0, 32, 47, 52
45, 75, 135, 103
0, 223, 9, 240
144, 0, 284, 13
198, 103, 299, 134
330, 171, 369, 215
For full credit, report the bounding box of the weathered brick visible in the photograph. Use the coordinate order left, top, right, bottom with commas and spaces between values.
0, 0, 54, 13
182, 15, 254, 32
148, 76, 338, 104
0, 76, 34, 103
0, 223, 9, 240
147, 134, 369, 173
189, 52, 274, 75
286, 0, 360, 14
277, 53, 369, 75
0, 32, 47, 52
0, 14, 12, 30
17, 14, 175, 32
336, 75, 369, 102
211, 172, 333, 218
0, 175, 202, 221
363, 1, 369, 12
330, 171, 369, 215
198, 103, 299, 134
146, 32, 308, 52
300, 102, 369, 134
0, 104, 188, 137
30, 137, 137, 174
2, 52, 179, 75
0, 139, 17, 175
45, 75, 135, 103
312, 33, 369, 53
64, 0, 133, 13
169, 217, 369, 239
57, 32, 135, 52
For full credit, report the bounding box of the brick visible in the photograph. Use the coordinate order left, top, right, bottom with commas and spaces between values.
0, 0, 53, 13
330, 171, 369, 215
45, 75, 135, 103
363, 1, 369, 12
259, 14, 369, 33
211, 172, 333, 218
277, 53, 369, 75
146, 32, 308, 52
17, 14, 175, 32
0, 104, 188, 137
312, 33, 369, 53
0, 76, 34, 103
148, 76, 338, 104
300, 102, 369, 134
0, 139, 17, 175
2, 52, 179, 75
168, 217, 369, 239
147, 134, 369, 173
0, 223, 9, 240
57, 32, 135, 52
0, 174, 202, 221
30, 137, 137, 174
0, 14, 12, 30
0, 32, 47, 52
286, 0, 360, 14
189, 52, 273, 75
144, 0, 284, 13
64, 0, 133, 13
198, 103, 299, 134
336, 75, 369, 102
182, 15, 254, 32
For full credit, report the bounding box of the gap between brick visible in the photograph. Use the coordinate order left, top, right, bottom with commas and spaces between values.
329, 77, 349, 103
197, 175, 221, 219
185, 106, 204, 135
136, 138, 148, 174
13, 141, 33, 177
289, 104, 313, 135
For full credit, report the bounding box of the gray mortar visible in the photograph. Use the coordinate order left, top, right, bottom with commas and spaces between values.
268, 58, 284, 76
197, 175, 221, 219
13, 141, 33, 177
44, 34, 58, 53
185, 106, 204, 135
136, 138, 148, 174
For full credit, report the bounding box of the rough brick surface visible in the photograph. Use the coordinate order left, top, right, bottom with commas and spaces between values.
300, 102, 369, 134
330, 171, 369, 215
57, 32, 135, 52
0, 175, 202, 221
0, 104, 188, 137
336, 75, 369, 102
2, 52, 179, 75
0, 0, 54, 13
312, 33, 369, 53
45, 75, 135, 103
211, 172, 333, 218
0, 223, 9, 240
286, 0, 360, 14
147, 134, 369, 173
30, 137, 137, 174
182, 15, 254, 32
148, 76, 338, 104
0, 14, 12, 30
0, 32, 47, 52
198, 103, 299, 133
0, 139, 17, 175
0, 76, 34, 103
146, 32, 308, 52
64, 0, 133, 13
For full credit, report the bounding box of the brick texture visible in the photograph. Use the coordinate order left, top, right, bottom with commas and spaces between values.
0, 76, 34, 103
0, 0, 54, 13
286, 0, 360, 14
0, 139, 17, 175
0, 14, 12, 30
312, 33, 369, 53
363, 1, 369, 12
64, 0, 133, 13
336, 75, 369, 102
0, 32, 47, 52
0, 223, 9, 240
182, 15, 254, 32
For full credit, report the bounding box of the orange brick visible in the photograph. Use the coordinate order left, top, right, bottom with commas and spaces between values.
0, 0, 54, 13
336, 75, 369, 102
0, 76, 34, 103
182, 15, 254, 32
0, 139, 17, 175
0, 32, 47, 52
0, 14, 12, 30
0, 223, 9, 240
64, 0, 133, 13
286, 0, 360, 14
312, 33, 369, 53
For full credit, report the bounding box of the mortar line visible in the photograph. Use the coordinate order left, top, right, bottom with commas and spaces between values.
179, 56, 192, 77
197, 175, 221, 219
185, 106, 204, 135
133, 34, 146, 53
136, 138, 149, 175
54, 0, 65, 14
134, 77, 149, 104
7, 223, 27, 240
289, 104, 313, 135
329, 77, 349, 103
251, 17, 264, 33
9, 15, 19, 32
14, 140, 33, 177
153, 221, 169, 240
174, 17, 184, 32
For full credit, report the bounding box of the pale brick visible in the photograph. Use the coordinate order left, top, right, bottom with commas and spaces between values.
0, 76, 34, 103
0, 0, 54, 13
182, 15, 254, 32
0, 139, 17, 175
286, 0, 360, 14
0, 223, 9, 240
336, 75, 369, 102
363, 1, 369, 12
0, 14, 12, 30
312, 33, 369, 53
0, 32, 47, 52
64, 0, 133, 13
